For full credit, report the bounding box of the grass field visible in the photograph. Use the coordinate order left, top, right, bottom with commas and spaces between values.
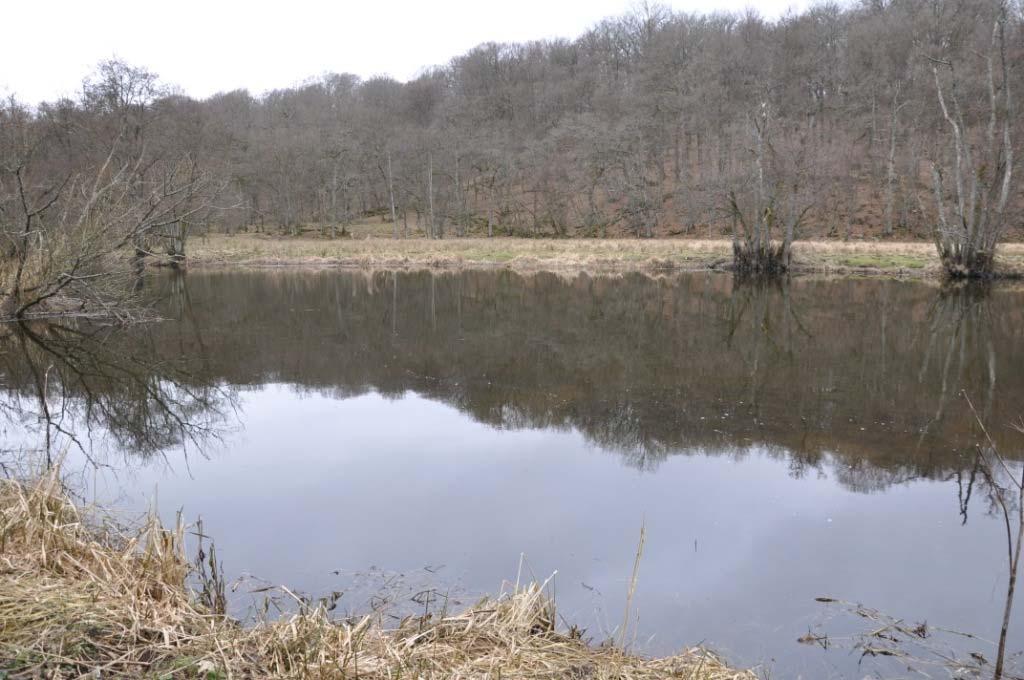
182, 229, 1024, 278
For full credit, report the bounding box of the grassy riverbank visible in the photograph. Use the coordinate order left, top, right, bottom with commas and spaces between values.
0, 472, 754, 679
182, 233, 1024, 278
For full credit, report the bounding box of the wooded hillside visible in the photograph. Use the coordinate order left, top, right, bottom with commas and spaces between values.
3, 0, 1022, 244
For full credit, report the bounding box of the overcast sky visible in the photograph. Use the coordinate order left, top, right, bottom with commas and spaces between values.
3, 0, 805, 104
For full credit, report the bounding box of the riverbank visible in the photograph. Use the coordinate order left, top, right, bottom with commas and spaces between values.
0, 472, 754, 679
179, 234, 1024, 278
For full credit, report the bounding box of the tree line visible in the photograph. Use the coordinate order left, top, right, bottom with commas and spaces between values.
1, 0, 1021, 309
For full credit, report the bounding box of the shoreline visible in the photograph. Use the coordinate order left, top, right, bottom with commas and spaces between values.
175, 235, 1024, 279
0, 472, 755, 679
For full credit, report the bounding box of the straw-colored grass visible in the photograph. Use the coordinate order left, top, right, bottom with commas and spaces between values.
0, 471, 755, 679
181, 233, 1024, 278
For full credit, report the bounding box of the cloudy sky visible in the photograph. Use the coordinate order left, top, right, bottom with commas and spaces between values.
3, 0, 804, 104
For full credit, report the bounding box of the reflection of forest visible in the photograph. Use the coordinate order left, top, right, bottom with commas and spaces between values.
2, 270, 1021, 491
0, 321, 229, 459
146, 269, 1023, 490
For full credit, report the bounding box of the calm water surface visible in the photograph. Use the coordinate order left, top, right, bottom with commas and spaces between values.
3, 269, 1023, 679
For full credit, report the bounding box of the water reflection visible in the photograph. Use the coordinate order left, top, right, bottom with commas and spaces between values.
0, 317, 232, 466
132, 269, 1023, 487
4, 269, 1021, 484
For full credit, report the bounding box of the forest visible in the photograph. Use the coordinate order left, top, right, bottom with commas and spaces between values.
1, 0, 1021, 313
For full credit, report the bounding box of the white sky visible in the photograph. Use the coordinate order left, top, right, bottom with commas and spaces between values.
2, 0, 804, 104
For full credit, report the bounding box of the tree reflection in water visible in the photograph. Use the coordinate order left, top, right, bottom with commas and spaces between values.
0, 316, 233, 469
2, 270, 1021, 490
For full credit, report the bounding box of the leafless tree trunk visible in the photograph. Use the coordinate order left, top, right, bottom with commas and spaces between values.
883, 84, 904, 237
387, 150, 398, 240
427, 152, 436, 239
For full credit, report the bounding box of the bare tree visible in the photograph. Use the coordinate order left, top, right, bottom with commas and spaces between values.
726, 105, 814, 275
1, 88, 215, 321
929, 4, 1016, 278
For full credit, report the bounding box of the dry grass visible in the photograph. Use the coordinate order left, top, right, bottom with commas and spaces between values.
181, 232, 1024, 278
0, 471, 755, 679
183, 234, 732, 273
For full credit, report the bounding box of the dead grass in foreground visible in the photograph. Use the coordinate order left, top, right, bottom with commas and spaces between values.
0, 471, 754, 679
182, 234, 1024, 278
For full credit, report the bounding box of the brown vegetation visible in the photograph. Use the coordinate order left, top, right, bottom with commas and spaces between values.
0, 470, 753, 679
178, 233, 1024, 278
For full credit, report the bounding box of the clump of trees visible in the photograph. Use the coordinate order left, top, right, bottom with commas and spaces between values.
2, 0, 1022, 285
